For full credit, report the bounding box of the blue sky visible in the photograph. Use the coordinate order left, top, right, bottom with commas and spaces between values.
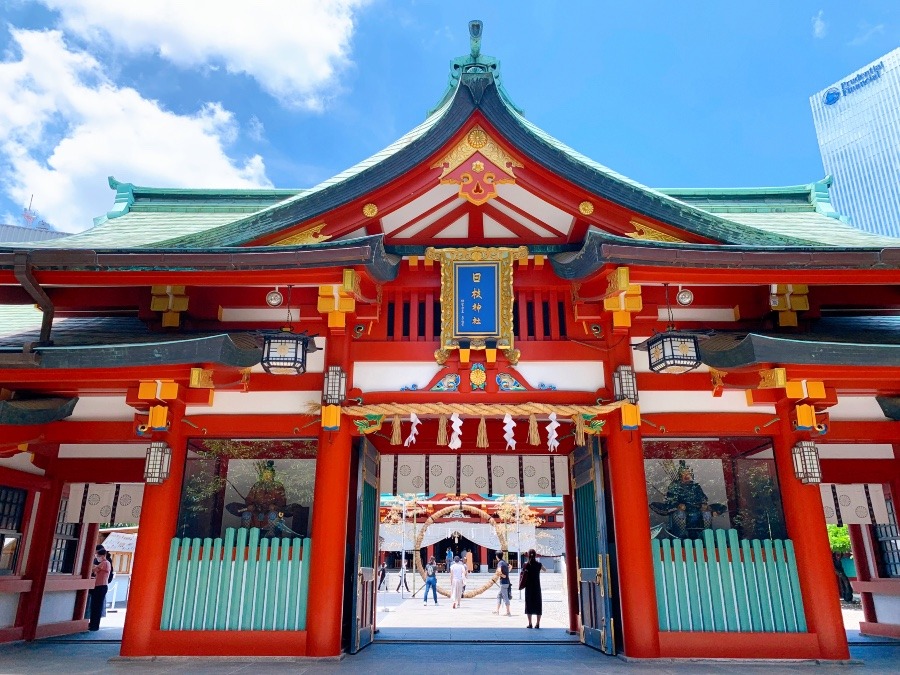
0, 1, 898, 233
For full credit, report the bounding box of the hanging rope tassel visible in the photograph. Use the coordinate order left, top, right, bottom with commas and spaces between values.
389, 414, 402, 445
437, 414, 448, 446
476, 416, 489, 448
574, 414, 586, 447
528, 413, 540, 446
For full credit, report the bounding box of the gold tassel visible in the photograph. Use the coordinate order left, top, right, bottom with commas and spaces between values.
476, 416, 488, 448
528, 414, 540, 446
390, 414, 402, 445
437, 414, 448, 446
574, 415, 586, 447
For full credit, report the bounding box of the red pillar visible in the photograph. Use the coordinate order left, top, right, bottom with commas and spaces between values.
606, 425, 660, 658
306, 332, 353, 657
848, 525, 877, 623
17, 471, 64, 641
479, 545, 487, 571
305, 419, 353, 655
120, 403, 187, 657
772, 401, 848, 660
562, 494, 580, 634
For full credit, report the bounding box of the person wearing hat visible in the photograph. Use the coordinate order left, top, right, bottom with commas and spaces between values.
88, 545, 112, 631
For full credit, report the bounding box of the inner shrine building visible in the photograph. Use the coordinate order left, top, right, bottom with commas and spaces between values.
0, 21, 898, 662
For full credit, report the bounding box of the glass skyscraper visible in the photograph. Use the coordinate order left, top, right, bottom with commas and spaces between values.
810, 48, 900, 238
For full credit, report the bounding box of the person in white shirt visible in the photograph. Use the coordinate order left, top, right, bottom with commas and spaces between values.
449, 556, 467, 609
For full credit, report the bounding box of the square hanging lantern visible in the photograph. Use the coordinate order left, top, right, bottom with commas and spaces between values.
613, 365, 638, 404
261, 329, 313, 375
646, 331, 701, 374
323, 365, 347, 405
792, 440, 822, 484
144, 441, 172, 485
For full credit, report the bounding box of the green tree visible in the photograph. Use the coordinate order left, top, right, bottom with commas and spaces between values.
827, 524, 851, 554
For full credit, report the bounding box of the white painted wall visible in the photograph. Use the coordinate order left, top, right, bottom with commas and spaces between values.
872, 593, 900, 625
514, 361, 604, 392
38, 591, 76, 625
0, 452, 45, 475
67, 397, 134, 421
353, 362, 444, 393
186, 390, 320, 416
829, 397, 890, 421
58, 443, 146, 458
0, 593, 19, 628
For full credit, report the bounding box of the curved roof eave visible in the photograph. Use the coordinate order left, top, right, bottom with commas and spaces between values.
0, 234, 400, 282
155, 75, 817, 249
700, 333, 900, 369
550, 228, 900, 280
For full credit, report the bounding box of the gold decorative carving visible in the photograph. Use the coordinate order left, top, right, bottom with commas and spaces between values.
626, 220, 685, 243
432, 125, 523, 206
579, 201, 595, 215
758, 367, 787, 389
272, 222, 332, 246
362, 203, 378, 218
467, 128, 488, 148
425, 246, 528, 364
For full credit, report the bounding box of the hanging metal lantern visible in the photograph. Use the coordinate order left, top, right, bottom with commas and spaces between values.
646, 283, 701, 374
323, 365, 347, 405
646, 331, 701, 374
261, 329, 314, 375
144, 441, 172, 485
792, 440, 822, 484
613, 365, 639, 404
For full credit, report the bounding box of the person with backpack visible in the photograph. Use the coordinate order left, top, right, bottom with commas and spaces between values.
423, 556, 438, 605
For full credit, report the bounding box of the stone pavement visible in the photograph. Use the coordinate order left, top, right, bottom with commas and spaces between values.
0, 639, 898, 674
5, 575, 896, 673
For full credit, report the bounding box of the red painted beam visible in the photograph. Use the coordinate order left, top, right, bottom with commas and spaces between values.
821, 459, 897, 484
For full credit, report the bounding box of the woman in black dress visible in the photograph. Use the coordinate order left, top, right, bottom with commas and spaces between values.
522, 548, 544, 629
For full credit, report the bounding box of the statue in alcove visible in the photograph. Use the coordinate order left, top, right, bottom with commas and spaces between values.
226, 460, 309, 537
650, 460, 726, 539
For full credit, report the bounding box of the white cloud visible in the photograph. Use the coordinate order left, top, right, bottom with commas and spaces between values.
247, 116, 266, 143
39, 0, 368, 110
0, 29, 271, 233
812, 10, 827, 39
848, 22, 885, 47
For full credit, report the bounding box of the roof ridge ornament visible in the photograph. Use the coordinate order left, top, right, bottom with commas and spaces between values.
469, 20, 482, 60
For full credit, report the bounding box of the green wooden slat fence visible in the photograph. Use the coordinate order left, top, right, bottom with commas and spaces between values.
160, 528, 311, 631
651, 534, 806, 633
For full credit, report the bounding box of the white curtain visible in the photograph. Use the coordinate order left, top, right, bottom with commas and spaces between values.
65, 483, 145, 523
820, 483, 889, 524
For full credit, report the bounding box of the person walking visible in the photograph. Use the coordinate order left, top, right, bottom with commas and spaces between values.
396, 560, 410, 592
493, 551, 512, 616
377, 562, 387, 591
423, 556, 439, 605
449, 556, 467, 608
520, 548, 544, 629
445, 547, 453, 572
88, 545, 111, 631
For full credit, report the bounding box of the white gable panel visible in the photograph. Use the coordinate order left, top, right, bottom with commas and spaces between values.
828, 396, 888, 421
187, 390, 320, 415
68, 396, 135, 421
59, 443, 146, 458
495, 184, 575, 234
353, 362, 444, 393
434, 215, 469, 238
639, 390, 774, 414
514, 361, 604, 392
483, 215, 516, 238
489, 201, 554, 237
0, 452, 45, 475
818, 443, 895, 459
380, 184, 460, 233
